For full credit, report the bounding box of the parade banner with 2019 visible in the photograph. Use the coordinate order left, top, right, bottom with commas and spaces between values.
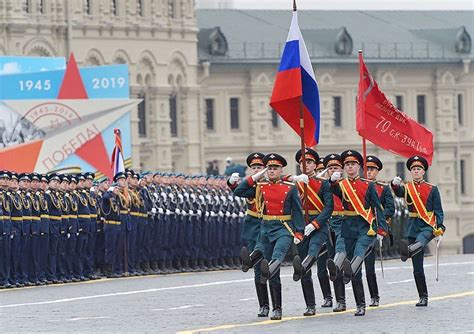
0, 55, 140, 178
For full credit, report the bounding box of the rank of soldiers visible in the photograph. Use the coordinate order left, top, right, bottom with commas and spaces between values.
0, 169, 246, 288
229, 150, 445, 319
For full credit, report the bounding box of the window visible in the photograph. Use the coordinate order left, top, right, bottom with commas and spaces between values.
417, 95, 426, 124
461, 159, 466, 195
396, 162, 405, 181
39, 0, 44, 13
458, 94, 464, 125
138, 0, 144, 16
86, 0, 91, 15
396, 95, 403, 111
25, 0, 31, 13
333, 96, 342, 127
170, 94, 178, 137
230, 98, 240, 130
112, 0, 117, 15
168, 0, 175, 18
205, 98, 215, 130
137, 92, 146, 137
271, 109, 279, 128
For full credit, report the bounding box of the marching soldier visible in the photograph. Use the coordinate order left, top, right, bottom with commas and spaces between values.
18, 173, 34, 286
57, 175, 71, 283
84, 172, 99, 279
364, 155, 395, 307
235, 153, 305, 320
37, 174, 51, 284
292, 148, 334, 316
229, 152, 270, 317
95, 177, 111, 276
67, 175, 81, 282
327, 150, 388, 316
391, 155, 445, 307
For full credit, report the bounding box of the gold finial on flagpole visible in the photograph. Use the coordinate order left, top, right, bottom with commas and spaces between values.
293, 0, 297, 11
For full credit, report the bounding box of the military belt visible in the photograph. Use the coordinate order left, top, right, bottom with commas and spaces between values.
130, 212, 141, 217
120, 210, 129, 215
0, 215, 10, 220
303, 210, 320, 215
11, 217, 23, 221
78, 214, 90, 219
343, 211, 359, 216
49, 216, 62, 221
409, 212, 433, 218
40, 214, 50, 219
332, 211, 345, 216
105, 220, 121, 225
30, 216, 41, 221
246, 209, 260, 218
262, 214, 291, 221
90, 214, 98, 218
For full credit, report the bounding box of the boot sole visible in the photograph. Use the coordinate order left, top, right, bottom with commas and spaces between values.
292, 256, 303, 281
399, 240, 409, 262
342, 259, 352, 284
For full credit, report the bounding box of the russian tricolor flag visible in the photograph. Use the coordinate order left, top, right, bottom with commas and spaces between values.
270, 10, 320, 147
111, 128, 125, 177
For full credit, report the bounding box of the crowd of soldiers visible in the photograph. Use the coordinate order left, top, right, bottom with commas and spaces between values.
229, 150, 445, 320
0, 169, 247, 288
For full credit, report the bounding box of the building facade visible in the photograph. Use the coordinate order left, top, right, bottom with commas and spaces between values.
0, 1, 473, 253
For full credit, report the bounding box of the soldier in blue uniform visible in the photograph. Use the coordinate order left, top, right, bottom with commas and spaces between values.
228, 152, 271, 317
364, 155, 395, 307
37, 174, 51, 284
0, 171, 12, 288
66, 175, 81, 282
57, 175, 71, 283
44, 173, 62, 284
391, 155, 445, 307
28, 173, 46, 285
94, 177, 111, 276
235, 153, 305, 320
292, 148, 334, 316
327, 150, 388, 316
83, 172, 99, 279
18, 173, 34, 286
75, 174, 91, 280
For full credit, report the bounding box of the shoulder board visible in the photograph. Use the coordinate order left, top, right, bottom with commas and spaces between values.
376, 181, 389, 186
257, 181, 269, 185
360, 177, 370, 183
315, 176, 328, 181
283, 181, 295, 186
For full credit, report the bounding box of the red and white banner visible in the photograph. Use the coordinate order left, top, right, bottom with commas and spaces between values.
356, 52, 434, 164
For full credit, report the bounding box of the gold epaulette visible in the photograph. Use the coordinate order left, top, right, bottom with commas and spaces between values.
283, 181, 295, 186
376, 180, 389, 186
257, 181, 269, 185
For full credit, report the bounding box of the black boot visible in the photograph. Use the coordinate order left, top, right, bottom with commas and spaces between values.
292, 255, 316, 282
414, 274, 428, 307
269, 283, 282, 320
327, 252, 346, 281
400, 240, 423, 262
260, 259, 281, 284
352, 279, 366, 316
366, 273, 380, 307
241, 247, 263, 272
255, 280, 270, 317
333, 274, 346, 312
343, 256, 364, 285
318, 275, 333, 308
301, 279, 316, 316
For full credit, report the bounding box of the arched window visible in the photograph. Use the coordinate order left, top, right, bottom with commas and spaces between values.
170, 93, 178, 137
138, 92, 147, 137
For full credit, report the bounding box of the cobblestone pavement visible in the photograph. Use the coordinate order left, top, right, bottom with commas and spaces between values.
1, 254, 473, 333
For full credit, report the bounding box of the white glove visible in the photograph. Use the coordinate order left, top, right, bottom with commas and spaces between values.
199, 195, 205, 202
228, 195, 234, 201
191, 194, 196, 201
392, 176, 402, 186
376, 234, 383, 242
231, 213, 238, 219
153, 193, 159, 200
238, 212, 244, 218
175, 208, 181, 215
90, 186, 96, 193
205, 211, 210, 217
197, 209, 202, 215
218, 211, 224, 217
225, 211, 231, 217
10, 235, 14, 239
330, 172, 342, 182
435, 235, 443, 242
169, 193, 175, 199
229, 172, 240, 185
161, 192, 167, 199
151, 208, 157, 214
67, 233, 71, 239
107, 186, 116, 192
304, 224, 316, 236
294, 237, 301, 245
178, 193, 184, 200
165, 209, 171, 215
210, 211, 217, 217
206, 194, 212, 202
181, 210, 187, 216
251, 167, 268, 182
158, 208, 164, 214
188, 210, 194, 215
293, 174, 309, 184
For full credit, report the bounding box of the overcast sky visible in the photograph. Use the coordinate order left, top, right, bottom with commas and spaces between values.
196, 0, 474, 10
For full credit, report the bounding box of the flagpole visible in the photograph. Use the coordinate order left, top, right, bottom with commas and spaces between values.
358, 51, 368, 178
292, 0, 309, 225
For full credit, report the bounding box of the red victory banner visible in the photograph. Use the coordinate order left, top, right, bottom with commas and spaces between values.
356, 52, 434, 165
